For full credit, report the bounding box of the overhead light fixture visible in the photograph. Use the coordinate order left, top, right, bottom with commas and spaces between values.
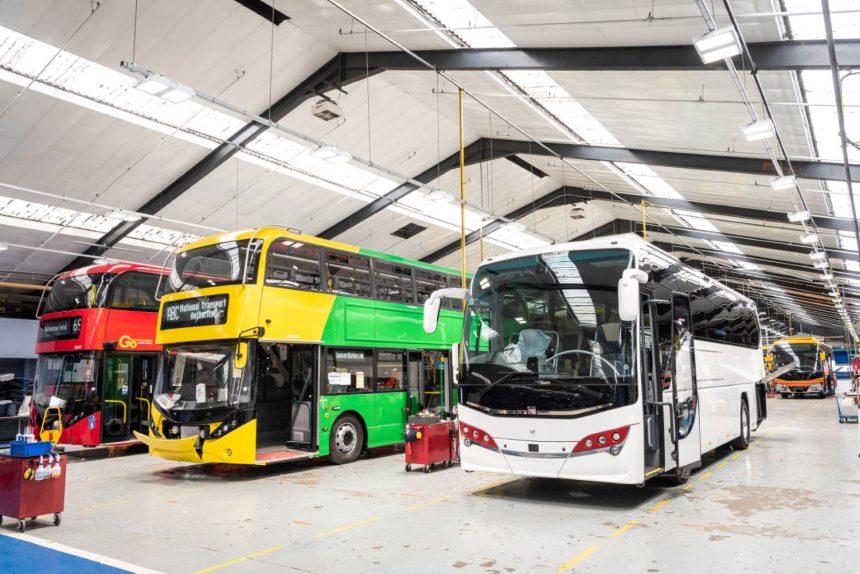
134, 74, 194, 104
742, 119, 775, 141
799, 233, 818, 244
106, 209, 142, 222
813, 261, 829, 269
770, 175, 797, 190
692, 26, 743, 64
788, 210, 811, 223
424, 189, 454, 203
92, 258, 109, 265
310, 145, 352, 164
809, 251, 826, 261
0, 241, 8, 251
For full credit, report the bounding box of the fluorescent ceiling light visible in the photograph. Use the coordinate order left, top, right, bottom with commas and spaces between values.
788, 210, 811, 223
813, 261, 829, 269
310, 145, 352, 164
693, 26, 743, 64
809, 251, 826, 260
822, 273, 833, 280
0, 241, 8, 251
106, 209, 142, 222
135, 74, 194, 104
742, 119, 775, 141
135, 75, 170, 95
770, 175, 797, 190
799, 233, 818, 244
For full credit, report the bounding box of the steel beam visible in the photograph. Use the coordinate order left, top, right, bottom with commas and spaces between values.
343, 40, 860, 72
61, 55, 374, 272
483, 138, 859, 183
420, 184, 856, 263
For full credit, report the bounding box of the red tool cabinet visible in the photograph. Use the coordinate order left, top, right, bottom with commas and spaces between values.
0, 453, 66, 531
405, 419, 458, 473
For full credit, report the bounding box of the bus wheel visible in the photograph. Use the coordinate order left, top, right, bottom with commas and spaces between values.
730, 400, 750, 451
780, 393, 789, 399
329, 415, 364, 465
669, 466, 691, 485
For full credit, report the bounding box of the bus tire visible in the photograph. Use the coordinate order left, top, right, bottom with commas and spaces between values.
780, 393, 789, 399
730, 399, 750, 451
669, 466, 691, 485
329, 414, 364, 465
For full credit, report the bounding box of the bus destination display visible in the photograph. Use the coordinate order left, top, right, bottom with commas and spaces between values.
161, 295, 229, 329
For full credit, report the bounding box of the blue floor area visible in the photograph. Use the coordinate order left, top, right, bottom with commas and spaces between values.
0, 533, 132, 573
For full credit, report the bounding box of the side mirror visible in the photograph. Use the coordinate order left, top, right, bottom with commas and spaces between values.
423, 288, 469, 333
618, 269, 648, 322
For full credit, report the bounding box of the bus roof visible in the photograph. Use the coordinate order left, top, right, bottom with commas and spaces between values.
479, 232, 753, 307
178, 226, 465, 277
58, 261, 165, 280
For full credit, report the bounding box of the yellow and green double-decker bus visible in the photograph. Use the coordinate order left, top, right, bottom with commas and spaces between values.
134, 227, 464, 465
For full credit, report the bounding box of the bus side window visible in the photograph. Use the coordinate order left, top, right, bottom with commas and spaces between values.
325, 349, 373, 393
325, 252, 371, 298
266, 240, 322, 291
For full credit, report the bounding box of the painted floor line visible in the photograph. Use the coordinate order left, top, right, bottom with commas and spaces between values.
80, 498, 138, 511
192, 545, 285, 574
716, 461, 729, 470
0, 532, 164, 574
556, 544, 599, 572
313, 516, 382, 539
407, 495, 450, 511
648, 498, 671, 513
697, 472, 712, 481
609, 520, 638, 539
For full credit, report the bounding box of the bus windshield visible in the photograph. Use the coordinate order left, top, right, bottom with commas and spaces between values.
33, 352, 100, 410
45, 273, 109, 313
154, 343, 254, 422
773, 342, 820, 372
463, 249, 635, 416
169, 239, 260, 291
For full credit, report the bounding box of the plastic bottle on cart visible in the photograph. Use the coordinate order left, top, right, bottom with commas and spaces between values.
51, 454, 61, 478
35, 456, 49, 480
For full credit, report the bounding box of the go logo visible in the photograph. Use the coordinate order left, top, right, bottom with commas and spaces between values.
118, 335, 138, 350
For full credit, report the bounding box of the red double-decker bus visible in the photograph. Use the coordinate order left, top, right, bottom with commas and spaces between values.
31, 262, 167, 447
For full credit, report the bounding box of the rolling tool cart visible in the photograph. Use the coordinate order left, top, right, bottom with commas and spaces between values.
0, 436, 66, 532
404, 415, 458, 473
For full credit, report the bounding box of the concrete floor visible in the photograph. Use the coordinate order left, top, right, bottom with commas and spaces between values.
1, 396, 857, 574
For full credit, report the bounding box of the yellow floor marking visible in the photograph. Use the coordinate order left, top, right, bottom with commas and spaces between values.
716, 461, 729, 470
731, 452, 742, 460
681, 483, 694, 492
292, 519, 312, 526
556, 544, 599, 572
192, 545, 285, 574
407, 495, 450, 511
609, 520, 638, 539
313, 516, 382, 539
80, 498, 137, 511
648, 498, 671, 513
469, 479, 506, 493
697, 472, 712, 481
399, 492, 422, 498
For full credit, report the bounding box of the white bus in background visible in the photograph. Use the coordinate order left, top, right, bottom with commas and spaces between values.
424, 234, 767, 485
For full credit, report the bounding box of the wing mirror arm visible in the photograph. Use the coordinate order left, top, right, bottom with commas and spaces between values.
423, 288, 469, 334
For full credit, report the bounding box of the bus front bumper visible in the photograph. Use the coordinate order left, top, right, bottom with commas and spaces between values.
133, 431, 202, 463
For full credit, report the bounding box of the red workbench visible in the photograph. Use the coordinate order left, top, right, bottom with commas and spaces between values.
405, 418, 458, 473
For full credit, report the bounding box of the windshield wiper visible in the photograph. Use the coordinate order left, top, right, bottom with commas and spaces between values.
475, 370, 538, 399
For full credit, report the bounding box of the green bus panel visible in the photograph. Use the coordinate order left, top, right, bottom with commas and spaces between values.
321, 297, 462, 349
318, 391, 408, 457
